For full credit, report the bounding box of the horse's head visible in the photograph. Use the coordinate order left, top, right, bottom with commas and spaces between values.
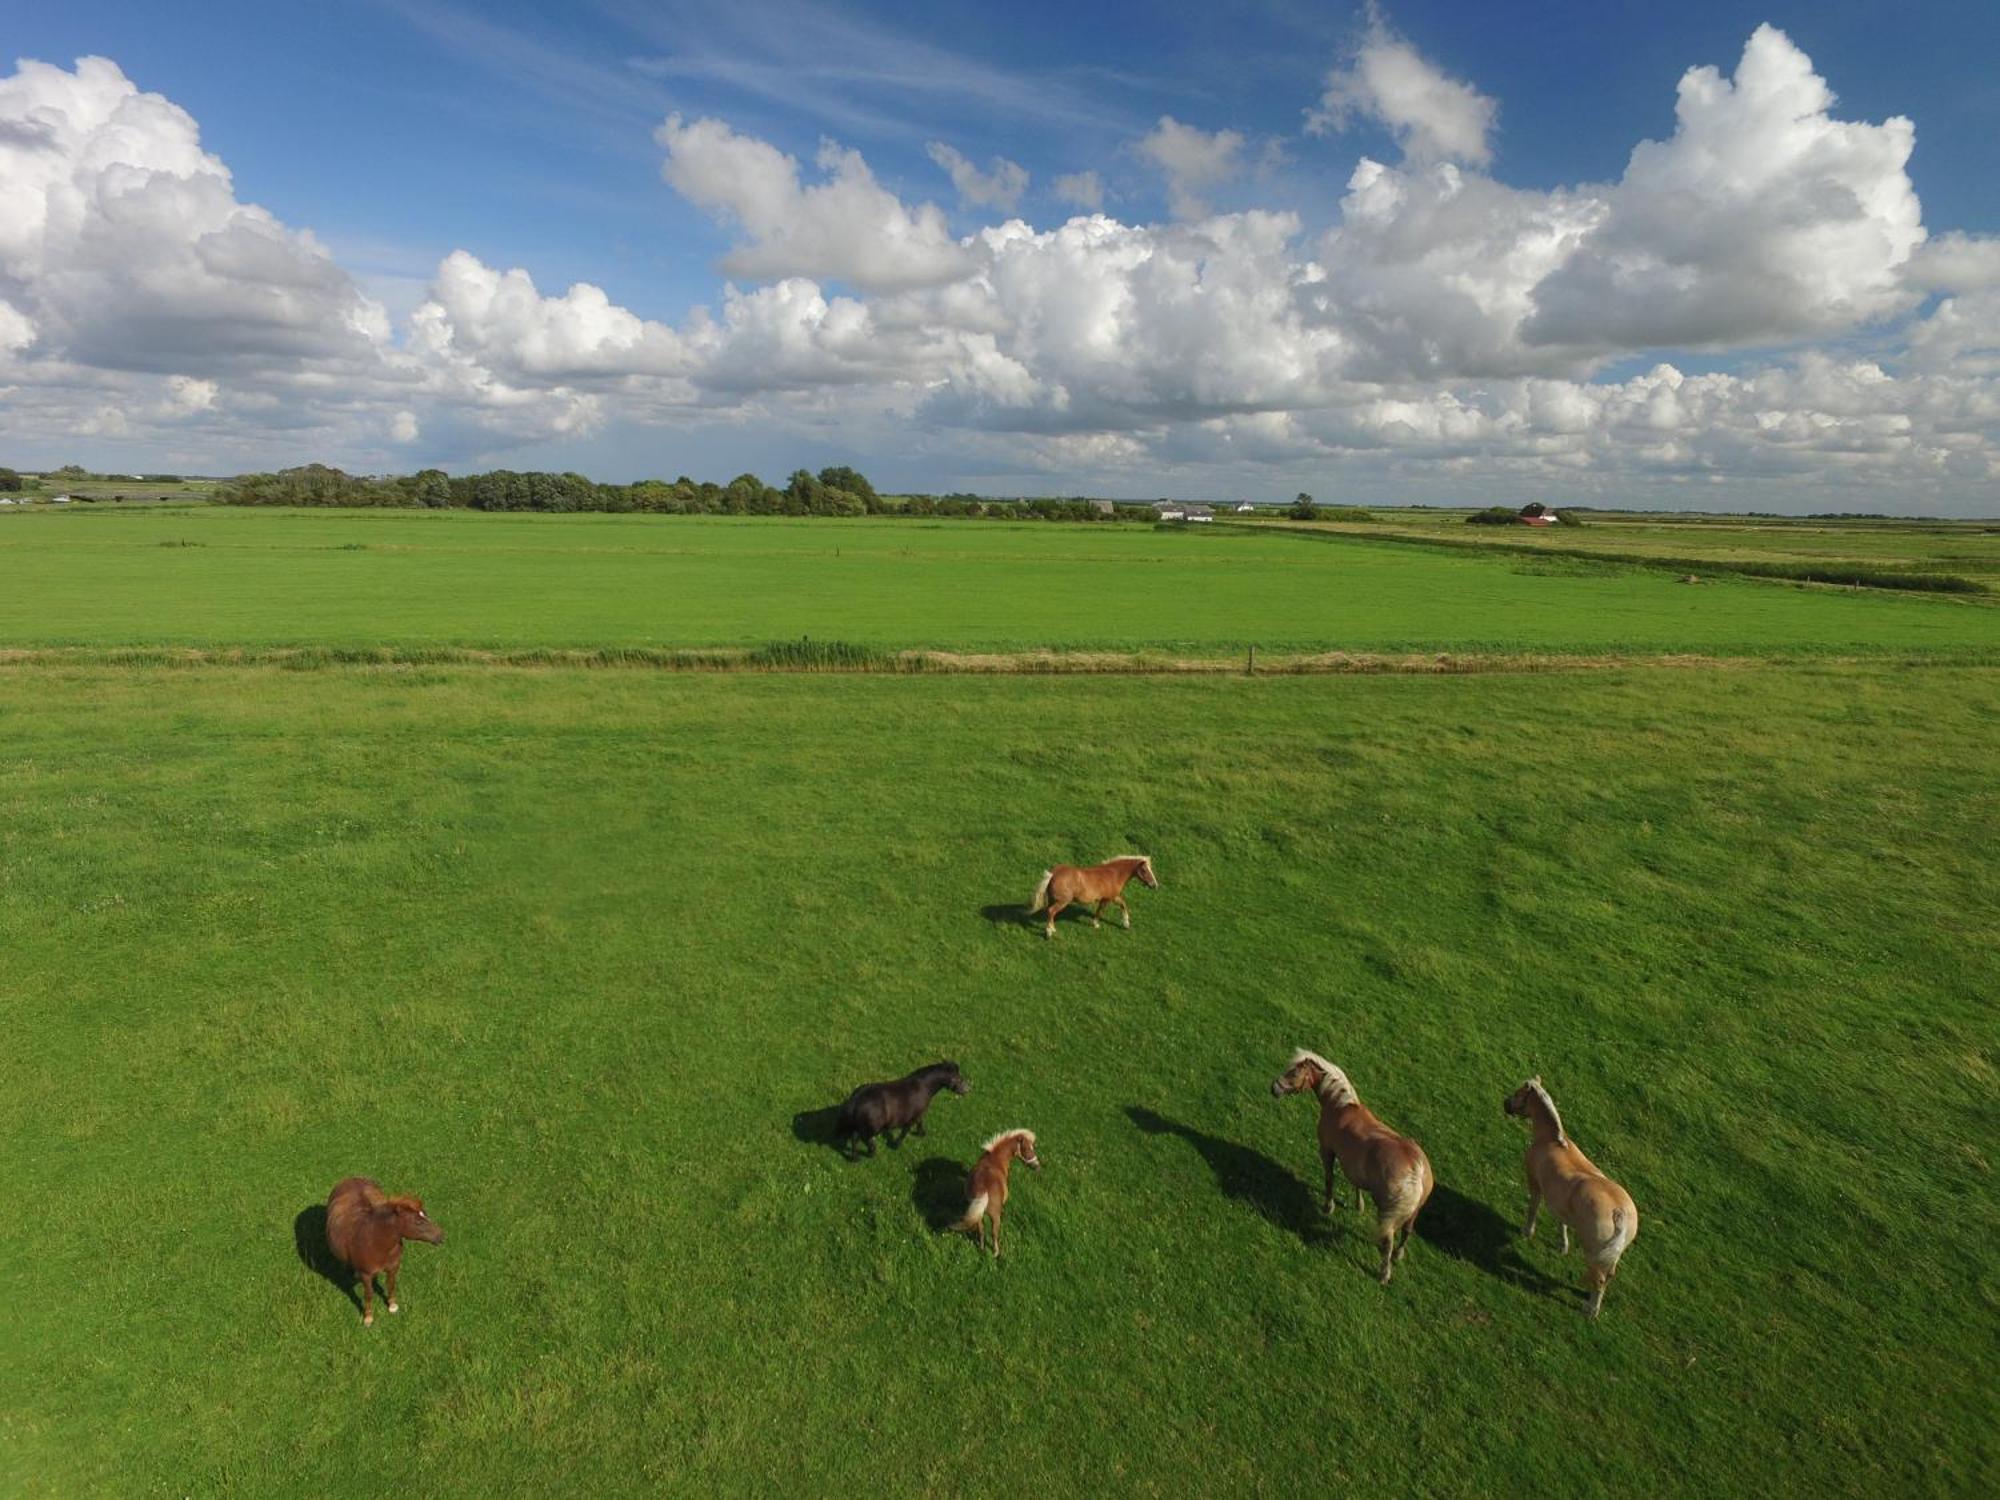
1014, 1132, 1041, 1171
1271, 1055, 1320, 1099
388, 1196, 445, 1245
1504, 1077, 1566, 1145
1135, 857, 1159, 890
1272, 1050, 1353, 1105
936, 1061, 972, 1096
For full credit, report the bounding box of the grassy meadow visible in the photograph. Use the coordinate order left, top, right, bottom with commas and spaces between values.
1, 505, 1995, 1496
2, 504, 1997, 656
1266, 508, 2000, 588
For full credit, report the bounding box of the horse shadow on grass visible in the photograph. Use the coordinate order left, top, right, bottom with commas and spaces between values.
1124, 1106, 1324, 1242
1415, 1184, 1563, 1296
911, 1156, 970, 1233
292, 1204, 360, 1314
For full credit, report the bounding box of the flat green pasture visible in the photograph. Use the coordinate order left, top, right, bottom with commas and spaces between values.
2, 506, 1995, 655
1278, 509, 2000, 586
2, 665, 1994, 1495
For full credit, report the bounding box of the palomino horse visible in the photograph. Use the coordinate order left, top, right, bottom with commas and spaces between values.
1271, 1050, 1434, 1284
1029, 855, 1157, 939
324, 1177, 444, 1326
1504, 1078, 1639, 1318
958, 1128, 1041, 1257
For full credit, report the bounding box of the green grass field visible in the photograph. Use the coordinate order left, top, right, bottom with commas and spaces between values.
2, 665, 1995, 1496
2, 505, 1996, 656
2, 507, 1995, 1495
1267, 508, 2000, 588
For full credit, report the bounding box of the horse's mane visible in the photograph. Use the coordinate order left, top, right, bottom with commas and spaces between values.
981, 1127, 1036, 1153
1525, 1077, 1567, 1146
910, 1060, 962, 1079
1111, 854, 1151, 866
1289, 1049, 1357, 1106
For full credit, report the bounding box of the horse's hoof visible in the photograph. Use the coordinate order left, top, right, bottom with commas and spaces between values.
387, 1301, 399, 1314
362, 1314, 374, 1327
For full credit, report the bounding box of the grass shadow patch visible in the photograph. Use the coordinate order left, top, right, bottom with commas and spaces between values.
292, 1204, 359, 1313
1125, 1106, 1322, 1242
980, 901, 1036, 928
1416, 1184, 1562, 1296
911, 1156, 968, 1232
791, 1103, 857, 1159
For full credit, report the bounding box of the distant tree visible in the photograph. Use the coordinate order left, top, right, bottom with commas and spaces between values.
1519, 502, 1547, 518
413, 468, 452, 508
0, 467, 21, 491
1289, 491, 1318, 520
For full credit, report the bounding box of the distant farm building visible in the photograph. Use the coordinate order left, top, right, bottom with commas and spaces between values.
1183, 504, 1215, 522
1235, 502, 1257, 513
1518, 513, 1555, 526
1155, 502, 1187, 521
1090, 499, 1114, 515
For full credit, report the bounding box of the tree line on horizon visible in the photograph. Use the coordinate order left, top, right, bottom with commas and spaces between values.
215, 463, 1163, 522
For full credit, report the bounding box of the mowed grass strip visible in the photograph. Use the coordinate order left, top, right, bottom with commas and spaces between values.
2, 506, 1996, 655
1, 666, 1994, 1496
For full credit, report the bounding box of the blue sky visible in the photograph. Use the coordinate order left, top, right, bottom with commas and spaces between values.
4, 1, 1999, 509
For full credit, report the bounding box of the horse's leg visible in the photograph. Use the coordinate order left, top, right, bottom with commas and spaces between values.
1117, 895, 1131, 929
1394, 1208, 1417, 1262
991, 1203, 1003, 1259
1322, 1156, 1338, 1215
1584, 1262, 1611, 1319
912, 1116, 926, 1137
1559, 1223, 1571, 1256
1376, 1221, 1396, 1285
1044, 899, 1069, 938
1092, 899, 1106, 930
385, 1262, 400, 1314
1523, 1185, 1542, 1241
359, 1272, 375, 1326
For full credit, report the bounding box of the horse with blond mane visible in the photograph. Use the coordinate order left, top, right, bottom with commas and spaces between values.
957, 1128, 1041, 1257
1504, 1077, 1639, 1318
1271, 1050, 1434, 1284
1028, 855, 1157, 939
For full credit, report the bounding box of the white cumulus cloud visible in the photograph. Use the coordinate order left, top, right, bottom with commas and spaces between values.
1137, 117, 1246, 220
1308, 13, 1497, 166
656, 113, 973, 293
926, 141, 1029, 212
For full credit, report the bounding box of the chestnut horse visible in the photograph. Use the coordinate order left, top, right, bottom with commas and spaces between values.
1028, 855, 1157, 939
1504, 1078, 1639, 1318
324, 1177, 444, 1325
957, 1128, 1042, 1257
1271, 1050, 1434, 1284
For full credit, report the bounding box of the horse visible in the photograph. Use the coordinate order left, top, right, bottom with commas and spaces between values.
957, 1128, 1041, 1257
1271, 1050, 1434, 1284
1028, 855, 1157, 939
1504, 1078, 1639, 1318
834, 1061, 970, 1157
324, 1177, 444, 1326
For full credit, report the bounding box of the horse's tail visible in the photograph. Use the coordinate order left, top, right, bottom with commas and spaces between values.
1028, 870, 1054, 914
1602, 1204, 1635, 1262
958, 1192, 990, 1231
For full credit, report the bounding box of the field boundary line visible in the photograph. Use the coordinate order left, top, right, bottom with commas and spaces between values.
1234, 520, 1994, 595
2, 645, 1996, 675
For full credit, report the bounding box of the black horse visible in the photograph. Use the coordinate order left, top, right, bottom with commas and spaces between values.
834, 1062, 970, 1157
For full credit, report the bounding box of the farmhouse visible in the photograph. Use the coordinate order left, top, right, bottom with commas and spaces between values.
1155, 502, 1187, 521
1183, 504, 1215, 522
1235, 502, 1257, 513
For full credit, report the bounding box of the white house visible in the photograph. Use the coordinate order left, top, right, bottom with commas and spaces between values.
1183, 503, 1215, 522
1156, 503, 1187, 521
1235, 501, 1257, 513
